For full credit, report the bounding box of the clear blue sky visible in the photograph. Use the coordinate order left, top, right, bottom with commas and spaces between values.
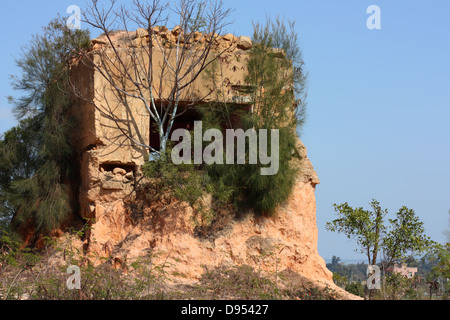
1, 0, 449, 262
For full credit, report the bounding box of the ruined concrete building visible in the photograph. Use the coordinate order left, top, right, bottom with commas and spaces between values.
70, 27, 259, 230
69, 27, 355, 298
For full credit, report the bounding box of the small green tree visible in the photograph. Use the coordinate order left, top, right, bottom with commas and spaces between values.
330, 255, 341, 267
5, 20, 90, 239
201, 17, 307, 215
430, 245, 450, 299
327, 200, 435, 299
424, 211, 450, 298
327, 200, 434, 268
381, 206, 434, 270
326, 199, 387, 266
383, 271, 410, 300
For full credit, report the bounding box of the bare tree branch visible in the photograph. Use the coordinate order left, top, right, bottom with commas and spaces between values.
68, 0, 233, 157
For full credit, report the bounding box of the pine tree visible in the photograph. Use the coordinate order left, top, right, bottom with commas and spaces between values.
0, 118, 41, 229
4, 20, 90, 240
202, 17, 307, 215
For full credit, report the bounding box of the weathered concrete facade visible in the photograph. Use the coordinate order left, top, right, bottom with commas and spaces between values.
70, 28, 253, 223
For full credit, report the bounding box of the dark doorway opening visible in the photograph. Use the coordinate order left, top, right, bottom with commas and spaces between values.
149, 103, 201, 151
149, 102, 252, 151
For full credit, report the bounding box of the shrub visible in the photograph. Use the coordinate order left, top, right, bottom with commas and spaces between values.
143, 149, 205, 208
345, 282, 365, 297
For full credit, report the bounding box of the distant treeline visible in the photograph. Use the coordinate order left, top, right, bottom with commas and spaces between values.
326, 256, 437, 283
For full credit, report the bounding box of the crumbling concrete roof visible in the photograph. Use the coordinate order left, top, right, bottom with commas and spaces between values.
90, 26, 254, 54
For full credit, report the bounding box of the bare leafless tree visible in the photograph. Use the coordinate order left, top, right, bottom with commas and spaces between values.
69, 0, 233, 155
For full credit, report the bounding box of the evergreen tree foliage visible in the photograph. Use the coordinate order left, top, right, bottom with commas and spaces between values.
0, 118, 41, 229
201, 17, 307, 215
3, 20, 90, 238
